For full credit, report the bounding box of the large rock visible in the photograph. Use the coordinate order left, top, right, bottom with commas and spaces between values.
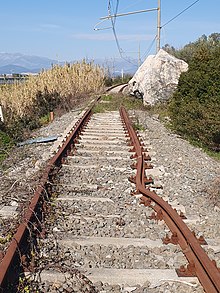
128, 49, 188, 105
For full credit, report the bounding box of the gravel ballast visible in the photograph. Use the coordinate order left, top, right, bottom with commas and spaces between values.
0, 106, 219, 292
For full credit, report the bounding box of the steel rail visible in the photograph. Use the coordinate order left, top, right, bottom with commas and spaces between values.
106, 83, 128, 93
0, 107, 92, 291
1, 104, 219, 292
120, 106, 220, 293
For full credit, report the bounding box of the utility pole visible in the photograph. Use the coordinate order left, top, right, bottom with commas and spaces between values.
121, 68, 124, 81
157, 0, 161, 53
98, 1, 161, 54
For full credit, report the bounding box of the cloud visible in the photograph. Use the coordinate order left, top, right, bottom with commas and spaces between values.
71, 33, 154, 41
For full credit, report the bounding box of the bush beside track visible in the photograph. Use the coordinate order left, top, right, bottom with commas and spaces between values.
165, 33, 220, 153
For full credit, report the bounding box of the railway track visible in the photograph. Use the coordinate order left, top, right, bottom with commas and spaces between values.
0, 102, 220, 292
106, 83, 128, 93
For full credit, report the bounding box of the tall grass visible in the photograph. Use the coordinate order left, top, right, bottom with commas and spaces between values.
0, 61, 105, 127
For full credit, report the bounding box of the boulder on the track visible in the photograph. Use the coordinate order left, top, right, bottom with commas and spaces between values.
128, 49, 188, 105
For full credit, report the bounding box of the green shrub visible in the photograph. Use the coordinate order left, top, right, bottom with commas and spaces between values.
0, 130, 14, 163
168, 34, 220, 152
93, 94, 145, 114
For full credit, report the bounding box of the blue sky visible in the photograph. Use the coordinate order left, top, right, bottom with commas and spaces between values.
0, 0, 219, 62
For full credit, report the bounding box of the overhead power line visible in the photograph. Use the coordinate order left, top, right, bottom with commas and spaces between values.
141, 35, 157, 61
161, 0, 200, 28
104, 0, 159, 66
107, 0, 139, 66
108, 0, 123, 55
102, 0, 161, 62
96, 0, 200, 66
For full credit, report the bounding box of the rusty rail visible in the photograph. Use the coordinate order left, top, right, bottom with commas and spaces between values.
120, 106, 220, 293
106, 83, 128, 93
1, 104, 219, 292
0, 107, 92, 291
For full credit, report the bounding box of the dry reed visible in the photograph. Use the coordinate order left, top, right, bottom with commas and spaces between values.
0, 61, 105, 124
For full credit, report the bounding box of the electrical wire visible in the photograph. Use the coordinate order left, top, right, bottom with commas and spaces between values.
139, 0, 201, 60
103, 0, 200, 66
112, 0, 120, 26
94, 19, 112, 31
140, 0, 201, 61
108, 0, 139, 66
108, 0, 123, 55
161, 0, 200, 28
118, 0, 146, 14
141, 35, 157, 61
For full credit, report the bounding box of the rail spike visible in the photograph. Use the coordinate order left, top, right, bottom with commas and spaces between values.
139, 197, 151, 207
128, 175, 136, 184
192, 231, 208, 245
176, 262, 196, 277
162, 232, 179, 245
150, 209, 163, 221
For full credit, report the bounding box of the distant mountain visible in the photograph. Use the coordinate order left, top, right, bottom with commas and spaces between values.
0, 52, 58, 74
0, 52, 139, 75
0, 64, 39, 74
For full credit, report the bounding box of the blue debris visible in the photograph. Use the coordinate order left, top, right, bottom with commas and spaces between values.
18, 135, 58, 146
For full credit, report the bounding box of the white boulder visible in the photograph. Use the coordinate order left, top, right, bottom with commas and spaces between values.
128, 49, 188, 105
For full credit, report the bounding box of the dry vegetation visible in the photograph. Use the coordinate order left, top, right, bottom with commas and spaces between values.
0, 61, 105, 126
